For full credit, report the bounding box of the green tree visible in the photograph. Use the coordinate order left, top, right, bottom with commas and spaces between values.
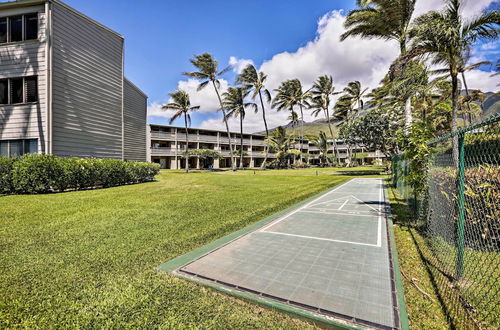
341, 0, 417, 129
408, 0, 499, 161
183, 53, 236, 170
310, 75, 340, 164
222, 87, 257, 169
313, 131, 331, 166
162, 90, 200, 173
265, 127, 296, 168
272, 79, 310, 162
236, 64, 272, 168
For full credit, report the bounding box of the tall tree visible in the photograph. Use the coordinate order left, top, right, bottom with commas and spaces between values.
162, 90, 200, 173
272, 79, 310, 162
341, 0, 417, 130
310, 75, 340, 164
313, 131, 330, 165
183, 53, 236, 170
408, 0, 499, 161
222, 87, 257, 169
236, 64, 272, 168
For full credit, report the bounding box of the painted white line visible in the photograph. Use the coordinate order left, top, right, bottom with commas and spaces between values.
377, 178, 383, 247
338, 199, 349, 210
298, 210, 378, 217
262, 231, 379, 247
259, 179, 354, 232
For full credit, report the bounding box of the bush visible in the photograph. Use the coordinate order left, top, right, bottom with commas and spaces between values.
4, 154, 160, 194
0, 157, 15, 194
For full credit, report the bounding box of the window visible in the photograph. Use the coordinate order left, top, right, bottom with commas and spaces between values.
10, 78, 23, 104
0, 79, 7, 105
9, 140, 22, 157
0, 18, 6, 43
25, 76, 37, 102
0, 76, 38, 105
0, 141, 7, 157
24, 14, 38, 40
0, 139, 37, 157
9, 16, 22, 42
0, 14, 38, 44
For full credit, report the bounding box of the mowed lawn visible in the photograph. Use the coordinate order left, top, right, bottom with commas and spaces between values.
0, 168, 382, 328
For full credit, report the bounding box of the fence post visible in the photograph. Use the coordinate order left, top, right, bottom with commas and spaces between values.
456, 134, 466, 280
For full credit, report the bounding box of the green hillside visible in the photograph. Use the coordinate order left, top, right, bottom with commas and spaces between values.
286, 122, 339, 139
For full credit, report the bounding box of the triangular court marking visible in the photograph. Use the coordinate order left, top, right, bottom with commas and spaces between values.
310, 195, 380, 212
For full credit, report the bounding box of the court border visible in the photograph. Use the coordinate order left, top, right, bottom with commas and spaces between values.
156, 178, 409, 330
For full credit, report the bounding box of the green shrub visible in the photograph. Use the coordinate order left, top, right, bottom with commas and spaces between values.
0, 156, 15, 194
12, 154, 64, 194
3, 154, 160, 194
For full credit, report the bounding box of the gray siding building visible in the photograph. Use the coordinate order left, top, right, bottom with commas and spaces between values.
0, 0, 147, 160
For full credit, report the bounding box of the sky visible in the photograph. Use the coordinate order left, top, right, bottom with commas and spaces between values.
7, 0, 500, 132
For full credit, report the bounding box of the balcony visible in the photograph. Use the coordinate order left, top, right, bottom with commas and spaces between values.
150, 148, 177, 156
150, 132, 176, 140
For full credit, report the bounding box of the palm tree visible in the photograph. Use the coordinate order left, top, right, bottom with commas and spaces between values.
183, 53, 236, 170
265, 126, 295, 168
161, 90, 200, 173
408, 0, 499, 161
310, 75, 340, 164
341, 0, 416, 129
272, 79, 310, 162
288, 110, 300, 127
314, 131, 330, 166
222, 87, 257, 169
236, 64, 272, 168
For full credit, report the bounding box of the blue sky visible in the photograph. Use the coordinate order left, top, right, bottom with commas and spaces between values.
4, 0, 498, 131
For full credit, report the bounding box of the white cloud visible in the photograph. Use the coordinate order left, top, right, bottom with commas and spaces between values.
155, 1, 498, 133
229, 56, 254, 74
147, 102, 168, 119
461, 70, 498, 93
414, 0, 495, 18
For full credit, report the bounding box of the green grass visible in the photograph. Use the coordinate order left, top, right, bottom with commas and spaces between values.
1, 168, 383, 328
388, 187, 450, 329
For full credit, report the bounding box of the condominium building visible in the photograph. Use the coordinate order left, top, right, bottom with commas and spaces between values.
148, 124, 386, 169
0, 0, 147, 161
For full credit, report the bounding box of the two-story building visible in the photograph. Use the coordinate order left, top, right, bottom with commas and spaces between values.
0, 0, 147, 161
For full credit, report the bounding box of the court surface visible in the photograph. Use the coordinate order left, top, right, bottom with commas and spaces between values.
173, 178, 401, 329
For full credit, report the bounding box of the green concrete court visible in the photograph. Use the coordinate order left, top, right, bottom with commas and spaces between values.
159, 178, 406, 329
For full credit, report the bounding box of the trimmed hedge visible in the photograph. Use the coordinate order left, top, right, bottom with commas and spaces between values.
0, 154, 160, 194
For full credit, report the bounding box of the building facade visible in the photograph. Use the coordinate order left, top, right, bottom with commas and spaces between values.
148, 124, 386, 169
0, 0, 147, 161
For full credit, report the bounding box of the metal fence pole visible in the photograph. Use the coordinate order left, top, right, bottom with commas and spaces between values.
456, 134, 466, 280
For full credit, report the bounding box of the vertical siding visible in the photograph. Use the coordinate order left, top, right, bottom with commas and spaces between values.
0, 6, 47, 153
123, 78, 147, 161
50, 1, 123, 159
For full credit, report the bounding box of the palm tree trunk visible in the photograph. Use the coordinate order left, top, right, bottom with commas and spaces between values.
404, 96, 412, 133
212, 80, 235, 171
299, 104, 304, 163
239, 114, 244, 169
184, 114, 189, 173
461, 71, 473, 124
451, 71, 460, 167
258, 90, 269, 169
325, 107, 339, 166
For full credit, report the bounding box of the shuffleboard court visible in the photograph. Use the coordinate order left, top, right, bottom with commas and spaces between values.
163, 178, 404, 329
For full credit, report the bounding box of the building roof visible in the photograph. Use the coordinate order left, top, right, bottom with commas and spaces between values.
149, 124, 268, 138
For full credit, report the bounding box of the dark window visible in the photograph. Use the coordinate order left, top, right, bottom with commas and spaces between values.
0, 79, 7, 105
10, 78, 23, 104
9, 140, 22, 157
25, 14, 38, 40
24, 139, 37, 154
25, 76, 37, 102
10, 16, 23, 42
0, 18, 6, 43
0, 141, 7, 157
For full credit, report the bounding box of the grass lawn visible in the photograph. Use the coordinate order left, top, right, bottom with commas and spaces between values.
1, 168, 377, 328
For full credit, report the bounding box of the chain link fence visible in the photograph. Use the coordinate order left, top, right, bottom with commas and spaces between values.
392, 114, 499, 329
